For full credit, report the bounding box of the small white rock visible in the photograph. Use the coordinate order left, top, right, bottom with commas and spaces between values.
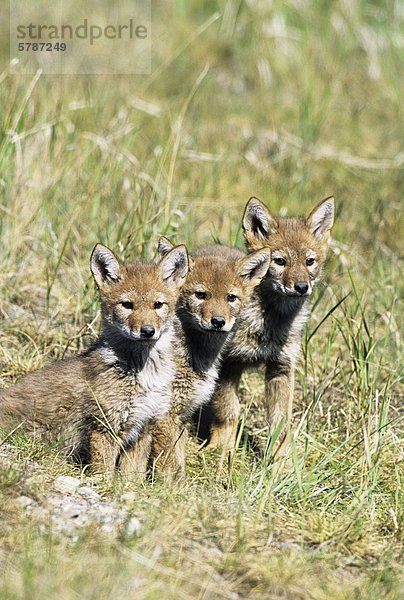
125, 517, 142, 537
54, 475, 81, 495
15, 495, 33, 508
120, 492, 136, 503
78, 486, 101, 501
62, 504, 82, 519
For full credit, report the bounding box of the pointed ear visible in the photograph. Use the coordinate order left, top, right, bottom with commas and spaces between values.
237, 249, 271, 287
90, 244, 123, 287
243, 197, 278, 243
306, 196, 335, 241
158, 236, 175, 258
158, 245, 189, 287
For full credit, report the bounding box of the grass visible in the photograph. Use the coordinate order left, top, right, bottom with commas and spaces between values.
0, 1, 403, 598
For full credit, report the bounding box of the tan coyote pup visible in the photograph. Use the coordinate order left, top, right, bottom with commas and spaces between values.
0, 243, 189, 476
207, 196, 335, 453
135, 238, 271, 479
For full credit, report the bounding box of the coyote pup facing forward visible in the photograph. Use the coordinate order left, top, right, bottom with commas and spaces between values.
208, 196, 335, 452
0, 243, 189, 476
142, 239, 271, 479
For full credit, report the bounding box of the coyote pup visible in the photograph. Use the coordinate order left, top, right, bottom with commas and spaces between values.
141, 238, 271, 479
208, 196, 335, 452
0, 243, 189, 475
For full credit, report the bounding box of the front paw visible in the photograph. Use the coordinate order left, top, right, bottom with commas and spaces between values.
207, 421, 238, 453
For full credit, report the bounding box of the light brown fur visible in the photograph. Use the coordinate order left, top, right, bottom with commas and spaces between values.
0, 243, 189, 476
133, 239, 271, 480
206, 196, 335, 454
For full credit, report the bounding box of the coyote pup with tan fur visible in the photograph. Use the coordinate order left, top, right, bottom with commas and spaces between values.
141, 238, 271, 479
0, 243, 189, 476
207, 196, 335, 453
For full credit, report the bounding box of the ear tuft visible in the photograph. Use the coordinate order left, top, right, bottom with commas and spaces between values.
237, 249, 271, 286
306, 196, 335, 241
243, 197, 277, 242
158, 236, 175, 258
158, 244, 189, 287
90, 244, 121, 287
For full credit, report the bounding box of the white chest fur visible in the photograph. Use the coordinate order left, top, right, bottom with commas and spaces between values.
99, 328, 176, 445
187, 365, 218, 418
128, 330, 175, 442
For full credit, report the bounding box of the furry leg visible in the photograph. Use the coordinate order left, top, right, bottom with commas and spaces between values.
208, 362, 243, 452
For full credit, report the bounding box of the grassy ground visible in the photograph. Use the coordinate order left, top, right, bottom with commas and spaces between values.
0, 1, 403, 598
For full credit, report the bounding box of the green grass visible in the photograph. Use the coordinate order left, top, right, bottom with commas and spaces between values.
0, 1, 403, 598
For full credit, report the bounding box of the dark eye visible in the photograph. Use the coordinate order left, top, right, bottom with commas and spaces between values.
227, 294, 237, 302
154, 301, 164, 309
274, 257, 286, 266
121, 301, 133, 310
306, 258, 315, 266
195, 291, 207, 300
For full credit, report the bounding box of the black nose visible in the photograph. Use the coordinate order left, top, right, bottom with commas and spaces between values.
211, 317, 225, 330
294, 282, 309, 295
140, 325, 155, 338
